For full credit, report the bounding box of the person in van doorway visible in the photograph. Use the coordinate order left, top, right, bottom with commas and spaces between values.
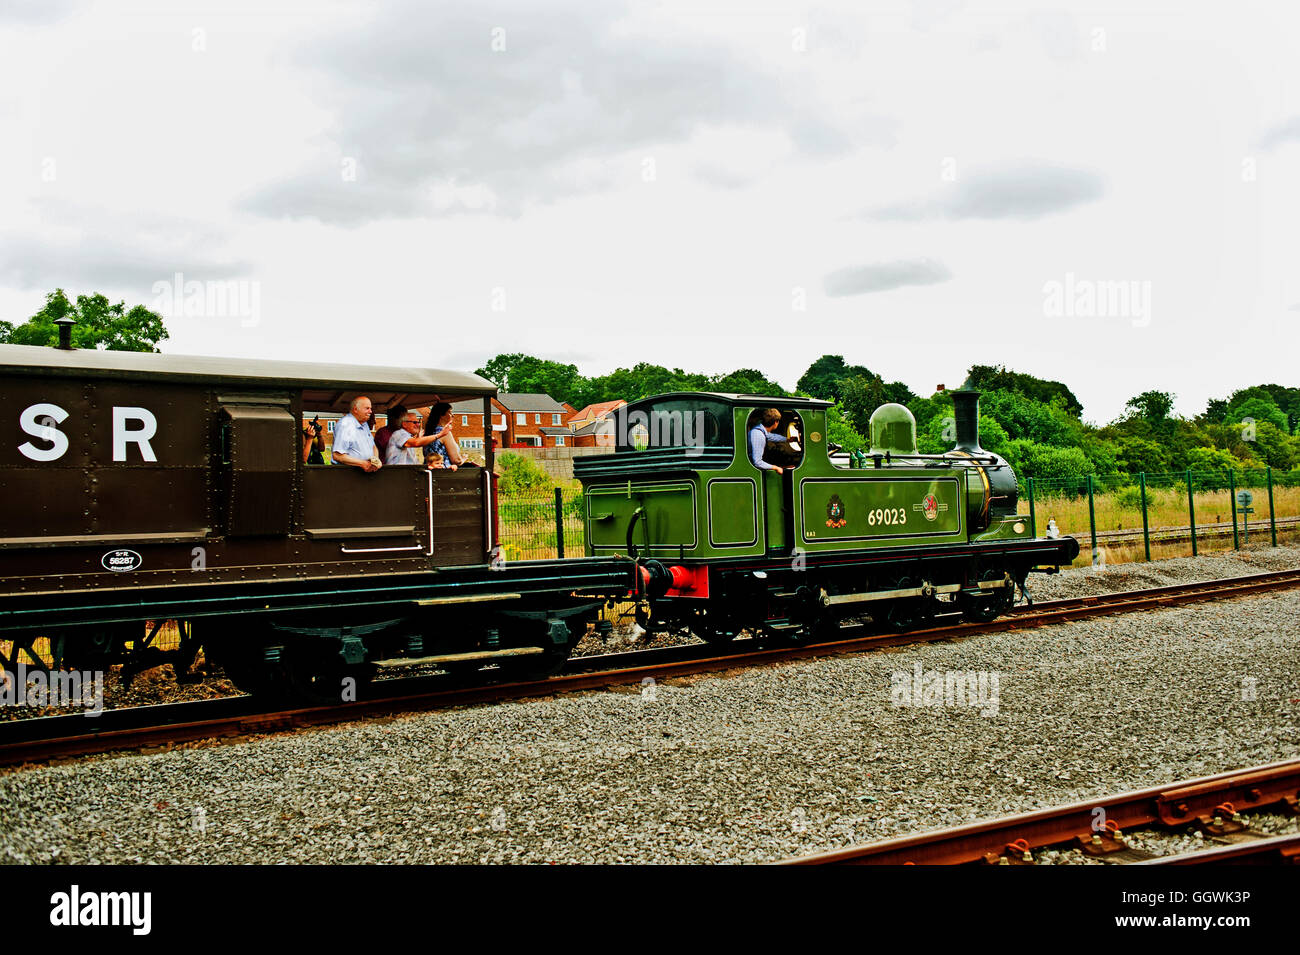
749, 407, 790, 475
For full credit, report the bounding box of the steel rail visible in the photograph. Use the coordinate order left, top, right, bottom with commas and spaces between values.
780, 759, 1300, 865
4, 569, 1300, 768
1138, 831, 1300, 865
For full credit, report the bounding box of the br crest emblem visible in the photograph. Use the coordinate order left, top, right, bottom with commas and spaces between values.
922, 493, 939, 522
826, 494, 847, 529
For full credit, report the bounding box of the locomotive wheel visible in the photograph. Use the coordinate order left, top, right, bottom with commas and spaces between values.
688, 608, 739, 645
201, 622, 291, 699
879, 578, 934, 633
217, 645, 289, 698
52, 626, 131, 671
959, 571, 1014, 624
498, 648, 570, 682
778, 588, 837, 645
776, 614, 835, 645
285, 645, 374, 704
497, 614, 587, 682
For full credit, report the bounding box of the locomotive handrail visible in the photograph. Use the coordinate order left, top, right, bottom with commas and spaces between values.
885, 451, 1004, 465
483, 467, 493, 553
626, 506, 646, 561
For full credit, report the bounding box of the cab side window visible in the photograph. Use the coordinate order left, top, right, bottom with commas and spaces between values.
745, 408, 803, 471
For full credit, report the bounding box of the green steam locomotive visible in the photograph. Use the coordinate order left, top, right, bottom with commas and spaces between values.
573, 386, 1079, 641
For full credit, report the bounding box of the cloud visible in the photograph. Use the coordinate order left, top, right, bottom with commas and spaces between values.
0, 0, 84, 24
240, 1, 879, 224
0, 202, 252, 293
822, 258, 953, 296
691, 162, 751, 190
864, 160, 1105, 221
1258, 117, 1300, 151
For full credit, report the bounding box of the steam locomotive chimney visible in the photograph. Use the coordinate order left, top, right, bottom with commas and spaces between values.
55, 316, 76, 350
950, 380, 983, 454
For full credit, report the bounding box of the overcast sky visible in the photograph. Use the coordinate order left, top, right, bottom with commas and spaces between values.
1, 0, 1297, 423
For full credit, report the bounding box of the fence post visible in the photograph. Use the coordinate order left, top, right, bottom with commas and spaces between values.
1228, 470, 1239, 550
1186, 470, 1197, 557
1267, 466, 1277, 547
1139, 472, 1150, 562
1086, 474, 1098, 565
1027, 478, 1036, 537
554, 486, 565, 559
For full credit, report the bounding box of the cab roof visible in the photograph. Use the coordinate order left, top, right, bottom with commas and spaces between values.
626, 391, 832, 409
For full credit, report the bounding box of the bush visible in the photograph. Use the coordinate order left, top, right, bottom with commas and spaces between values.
1114, 485, 1144, 510
1009, 441, 1094, 483
495, 452, 553, 494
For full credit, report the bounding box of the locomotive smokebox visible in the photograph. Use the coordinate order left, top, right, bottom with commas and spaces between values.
950, 386, 982, 454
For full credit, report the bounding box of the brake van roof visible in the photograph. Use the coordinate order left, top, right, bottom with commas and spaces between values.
0, 343, 498, 412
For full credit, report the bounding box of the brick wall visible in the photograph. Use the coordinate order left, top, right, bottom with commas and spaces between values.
507, 445, 616, 480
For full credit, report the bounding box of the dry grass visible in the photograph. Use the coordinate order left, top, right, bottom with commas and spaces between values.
1034, 484, 1300, 537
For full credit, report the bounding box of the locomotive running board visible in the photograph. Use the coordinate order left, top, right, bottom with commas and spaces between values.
824, 578, 1006, 606
412, 592, 523, 606
371, 645, 544, 668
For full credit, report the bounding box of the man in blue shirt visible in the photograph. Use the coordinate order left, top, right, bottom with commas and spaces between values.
749, 408, 790, 475
332, 396, 381, 472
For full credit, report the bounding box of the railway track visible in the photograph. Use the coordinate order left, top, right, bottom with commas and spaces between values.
779, 758, 1300, 865
1065, 515, 1300, 549
3, 568, 1299, 768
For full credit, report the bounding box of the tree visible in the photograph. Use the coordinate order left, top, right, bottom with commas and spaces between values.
2, 289, 168, 352
980, 390, 1078, 445
881, 380, 917, 406
964, 364, 1084, 417
795, 355, 873, 401
1243, 421, 1300, 470
1226, 396, 1287, 432
838, 375, 889, 435
825, 402, 866, 453
907, 393, 950, 435
1124, 390, 1175, 426
475, 353, 529, 390
1112, 434, 1172, 474
1203, 397, 1229, 422
1184, 445, 1247, 475
500, 356, 585, 404
1002, 441, 1093, 481
711, 368, 787, 396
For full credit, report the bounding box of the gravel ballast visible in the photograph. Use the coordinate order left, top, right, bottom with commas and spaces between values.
1025, 541, 1300, 600
3, 574, 1298, 864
